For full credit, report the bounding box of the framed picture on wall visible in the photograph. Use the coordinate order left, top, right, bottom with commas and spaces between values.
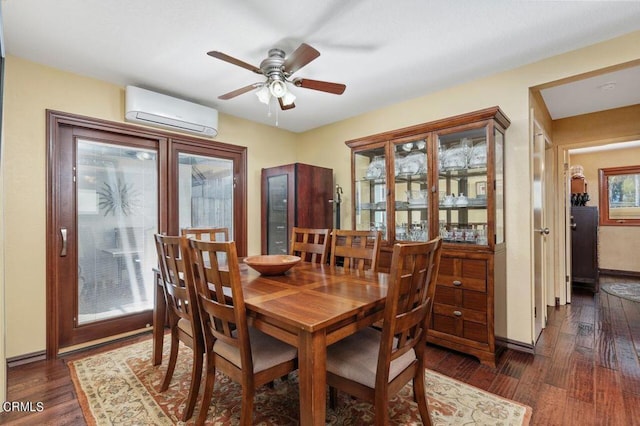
476, 181, 487, 197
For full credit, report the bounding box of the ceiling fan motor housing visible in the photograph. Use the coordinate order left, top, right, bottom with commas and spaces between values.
261, 49, 287, 81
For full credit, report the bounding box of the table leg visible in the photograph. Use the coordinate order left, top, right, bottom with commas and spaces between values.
298, 330, 327, 426
152, 270, 165, 366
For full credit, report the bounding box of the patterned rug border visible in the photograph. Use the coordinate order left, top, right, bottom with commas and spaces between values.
69, 362, 98, 426
69, 339, 532, 425
601, 282, 640, 303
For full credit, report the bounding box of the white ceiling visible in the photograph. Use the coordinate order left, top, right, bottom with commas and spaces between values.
2, 0, 640, 133
540, 65, 640, 119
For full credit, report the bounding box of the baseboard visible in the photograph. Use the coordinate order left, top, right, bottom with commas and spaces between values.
7, 351, 46, 368
7, 329, 152, 368
495, 336, 534, 355
599, 269, 640, 279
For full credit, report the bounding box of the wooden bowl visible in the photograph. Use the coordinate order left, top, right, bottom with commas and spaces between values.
243, 255, 301, 276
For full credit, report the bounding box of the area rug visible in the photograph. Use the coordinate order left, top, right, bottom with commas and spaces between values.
69, 339, 532, 425
601, 282, 640, 303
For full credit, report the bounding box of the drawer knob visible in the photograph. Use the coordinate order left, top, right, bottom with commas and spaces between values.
452, 280, 462, 286
453, 310, 462, 317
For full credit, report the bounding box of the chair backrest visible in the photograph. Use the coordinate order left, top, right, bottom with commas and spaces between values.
154, 234, 200, 329
182, 238, 254, 371
329, 229, 381, 271
376, 237, 443, 387
290, 227, 331, 264
181, 227, 229, 242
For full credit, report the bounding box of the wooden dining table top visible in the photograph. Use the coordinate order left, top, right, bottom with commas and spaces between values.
241, 261, 389, 331
153, 260, 390, 426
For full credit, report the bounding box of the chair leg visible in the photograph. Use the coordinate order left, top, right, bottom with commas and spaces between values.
160, 329, 180, 392
413, 371, 432, 426
196, 351, 217, 426
372, 384, 391, 426
329, 386, 338, 409
239, 385, 255, 426
181, 345, 204, 421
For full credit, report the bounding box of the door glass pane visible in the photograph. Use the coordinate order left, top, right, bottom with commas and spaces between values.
354, 146, 387, 240
266, 174, 289, 254
178, 153, 234, 236
495, 129, 505, 243
77, 140, 158, 325
437, 128, 488, 245
394, 139, 428, 241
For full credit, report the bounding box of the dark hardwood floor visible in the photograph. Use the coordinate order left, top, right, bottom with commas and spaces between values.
2, 275, 639, 425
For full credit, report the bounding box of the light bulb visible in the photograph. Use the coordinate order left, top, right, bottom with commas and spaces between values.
269, 80, 287, 98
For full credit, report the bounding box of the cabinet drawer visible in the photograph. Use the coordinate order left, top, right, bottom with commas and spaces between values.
434, 286, 487, 312
437, 256, 487, 292
432, 303, 488, 343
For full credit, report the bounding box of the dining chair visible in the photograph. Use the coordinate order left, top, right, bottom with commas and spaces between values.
153, 234, 204, 422
290, 227, 331, 264
325, 237, 443, 426
181, 227, 229, 242
329, 229, 382, 271
182, 237, 298, 426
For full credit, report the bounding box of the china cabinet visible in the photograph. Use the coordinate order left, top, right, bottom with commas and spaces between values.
346, 107, 509, 366
261, 163, 333, 255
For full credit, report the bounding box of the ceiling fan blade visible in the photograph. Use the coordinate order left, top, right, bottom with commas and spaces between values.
218, 83, 262, 100
278, 97, 296, 110
207, 51, 262, 74
283, 43, 320, 75
293, 78, 346, 95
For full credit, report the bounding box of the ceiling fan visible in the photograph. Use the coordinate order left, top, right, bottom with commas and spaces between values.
207, 43, 346, 110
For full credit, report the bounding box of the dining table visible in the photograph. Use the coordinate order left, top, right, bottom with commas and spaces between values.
153, 260, 390, 426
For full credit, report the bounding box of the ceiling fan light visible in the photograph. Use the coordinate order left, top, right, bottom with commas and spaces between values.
269, 80, 287, 98
281, 90, 296, 106
256, 85, 271, 104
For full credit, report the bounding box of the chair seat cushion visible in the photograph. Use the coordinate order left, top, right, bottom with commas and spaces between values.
214, 327, 297, 373
177, 318, 192, 336
326, 327, 416, 388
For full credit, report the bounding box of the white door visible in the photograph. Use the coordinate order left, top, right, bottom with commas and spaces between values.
533, 120, 548, 343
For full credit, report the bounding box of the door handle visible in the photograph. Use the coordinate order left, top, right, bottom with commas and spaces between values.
60, 227, 67, 257
536, 227, 550, 235
570, 223, 577, 230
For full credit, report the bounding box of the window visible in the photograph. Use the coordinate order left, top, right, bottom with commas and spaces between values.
599, 165, 640, 226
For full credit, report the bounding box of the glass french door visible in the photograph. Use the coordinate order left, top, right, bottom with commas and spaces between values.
177, 152, 234, 235
48, 111, 247, 356
76, 140, 158, 325
51, 122, 162, 350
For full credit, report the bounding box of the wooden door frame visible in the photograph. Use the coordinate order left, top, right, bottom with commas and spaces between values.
46, 110, 247, 358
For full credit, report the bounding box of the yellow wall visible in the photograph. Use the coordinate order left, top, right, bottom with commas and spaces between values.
1, 107, 6, 402
556, 105, 640, 273
569, 145, 640, 272
2, 30, 640, 360
2, 56, 298, 358
298, 30, 640, 344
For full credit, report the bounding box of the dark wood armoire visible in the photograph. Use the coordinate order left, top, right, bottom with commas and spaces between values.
571, 206, 599, 292
261, 163, 334, 255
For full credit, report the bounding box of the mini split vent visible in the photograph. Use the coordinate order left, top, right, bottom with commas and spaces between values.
125, 86, 219, 137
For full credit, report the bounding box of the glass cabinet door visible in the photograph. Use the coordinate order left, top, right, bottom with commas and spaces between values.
393, 138, 429, 241
495, 128, 505, 244
266, 173, 289, 254
354, 145, 387, 240
437, 127, 489, 246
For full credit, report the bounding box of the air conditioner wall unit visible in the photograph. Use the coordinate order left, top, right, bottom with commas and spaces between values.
125, 86, 218, 137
